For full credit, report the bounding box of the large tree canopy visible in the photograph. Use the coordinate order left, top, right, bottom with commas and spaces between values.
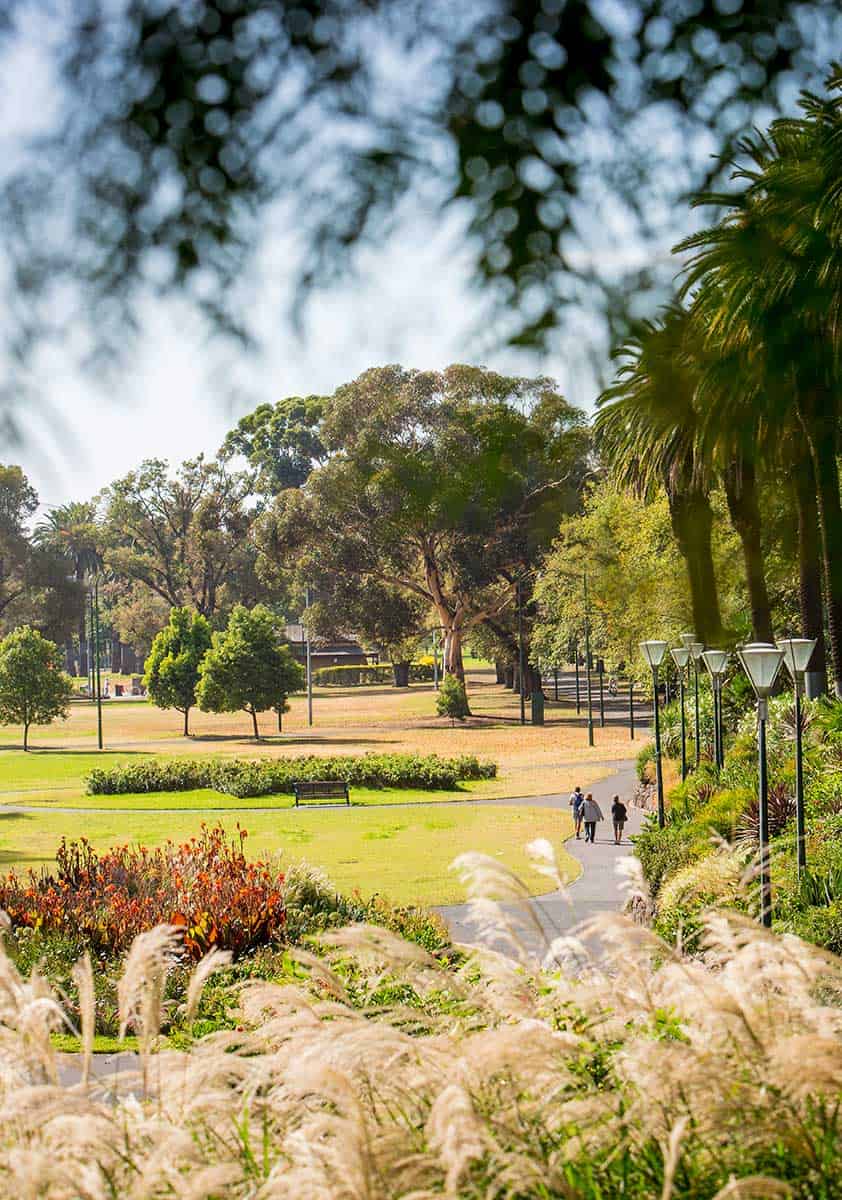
256, 363, 590, 679
101, 456, 263, 619
1, 0, 839, 441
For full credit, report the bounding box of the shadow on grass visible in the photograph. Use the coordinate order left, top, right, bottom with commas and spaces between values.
189, 734, 398, 747
0, 747, 147, 757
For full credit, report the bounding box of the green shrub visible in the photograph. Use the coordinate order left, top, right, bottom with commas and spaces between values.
87, 752, 497, 796
686, 788, 751, 841
655, 852, 747, 950
786, 899, 842, 955
636, 742, 655, 782
313, 662, 434, 686
436, 676, 470, 723
634, 820, 706, 898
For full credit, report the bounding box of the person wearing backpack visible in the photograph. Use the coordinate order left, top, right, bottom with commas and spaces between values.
611, 794, 628, 845
568, 785, 585, 838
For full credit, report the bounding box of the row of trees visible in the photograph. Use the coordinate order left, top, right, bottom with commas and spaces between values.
145, 605, 303, 738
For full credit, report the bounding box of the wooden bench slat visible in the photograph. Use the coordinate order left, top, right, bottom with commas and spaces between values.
294, 780, 350, 806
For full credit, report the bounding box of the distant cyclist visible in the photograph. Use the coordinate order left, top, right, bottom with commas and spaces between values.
608, 675, 618, 697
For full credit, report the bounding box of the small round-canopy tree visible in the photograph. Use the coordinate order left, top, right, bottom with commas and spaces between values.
196, 604, 304, 739
0, 626, 73, 750
144, 607, 213, 736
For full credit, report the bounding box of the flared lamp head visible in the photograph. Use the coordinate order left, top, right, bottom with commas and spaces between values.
680, 632, 695, 649
639, 640, 669, 669
670, 646, 690, 669
738, 642, 784, 698
776, 637, 817, 681
702, 649, 729, 678
690, 641, 705, 661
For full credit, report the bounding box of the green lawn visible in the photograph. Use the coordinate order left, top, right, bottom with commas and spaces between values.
0, 804, 577, 905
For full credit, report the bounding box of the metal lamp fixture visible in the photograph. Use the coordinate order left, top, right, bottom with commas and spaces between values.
670, 645, 691, 781
688, 640, 705, 769
738, 642, 785, 929
702, 649, 729, 769
640, 640, 669, 827
777, 637, 817, 874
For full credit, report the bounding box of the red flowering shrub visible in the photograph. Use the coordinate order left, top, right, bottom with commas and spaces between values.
0, 824, 284, 960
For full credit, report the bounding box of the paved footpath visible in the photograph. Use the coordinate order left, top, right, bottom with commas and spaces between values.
437, 762, 642, 957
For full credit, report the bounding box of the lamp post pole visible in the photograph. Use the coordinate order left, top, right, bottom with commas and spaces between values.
671, 646, 690, 781
598, 659, 605, 727
640, 640, 669, 828
738, 643, 785, 928
702, 650, 729, 771
778, 638, 817, 875
553, 666, 559, 702
92, 576, 103, 750
574, 638, 581, 714
517, 577, 526, 727
683, 635, 704, 770
305, 584, 313, 727
584, 573, 594, 747
629, 678, 635, 740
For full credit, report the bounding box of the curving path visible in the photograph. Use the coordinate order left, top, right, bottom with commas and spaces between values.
436, 763, 642, 958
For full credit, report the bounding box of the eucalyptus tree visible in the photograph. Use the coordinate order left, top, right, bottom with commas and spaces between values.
679, 75, 842, 691
256, 364, 590, 685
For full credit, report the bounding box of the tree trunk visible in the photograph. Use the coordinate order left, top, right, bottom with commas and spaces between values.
250, 707, 260, 739
392, 661, 410, 687
494, 660, 505, 683
802, 396, 842, 696
23, 721, 29, 751
64, 640, 76, 674
668, 485, 725, 646
793, 453, 827, 696
503, 664, 514, 688
277, 707, 283, 732
183, 708, 190, 736
112, 640, 123, 674
444, 626, 465, 681
722, 457, 774, 643
522, 661, 543, 697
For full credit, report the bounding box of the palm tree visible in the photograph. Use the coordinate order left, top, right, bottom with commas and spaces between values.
34, 501, 102, 676
679, 75, 842, 691
595, 306, 726, 647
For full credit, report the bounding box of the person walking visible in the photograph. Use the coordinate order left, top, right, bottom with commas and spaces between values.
582, 792, 603, 843
569, 785, 585, 838
611, 794, 628, 845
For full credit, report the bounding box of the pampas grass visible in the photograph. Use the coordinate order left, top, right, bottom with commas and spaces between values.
0, 844, 842, 1196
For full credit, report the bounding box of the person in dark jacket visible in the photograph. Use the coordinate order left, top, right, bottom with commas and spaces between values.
611, 794, 628, 844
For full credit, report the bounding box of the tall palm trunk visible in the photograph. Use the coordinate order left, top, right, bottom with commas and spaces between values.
668, 485, 725, 646
722, 456, 774, 643
800, 392, 842, 697
793, 453, 827, 696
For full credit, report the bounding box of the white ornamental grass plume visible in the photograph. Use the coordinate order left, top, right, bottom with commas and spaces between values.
2, 868, 842, 1195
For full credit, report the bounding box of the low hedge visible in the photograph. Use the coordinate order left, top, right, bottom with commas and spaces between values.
86, 752, 497, 797
313, 662, 435, 686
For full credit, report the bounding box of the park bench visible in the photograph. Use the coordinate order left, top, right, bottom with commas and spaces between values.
293, 780, 351, 807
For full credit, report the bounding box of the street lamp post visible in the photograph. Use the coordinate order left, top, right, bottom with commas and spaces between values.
702, 650, 729, 769
517, 577, 526, 727
682, 633, 704, 770
640, 640, 669, 828
584, 573, 594, 747
738, 643, 785, 928
89, 576, 103, 750
629, 677, 635, 740
574, 638, 581, 714
305, 584, 313, 727
598, 657, 605, 727
670, 646, 690, 781
777, 637, 817, 874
